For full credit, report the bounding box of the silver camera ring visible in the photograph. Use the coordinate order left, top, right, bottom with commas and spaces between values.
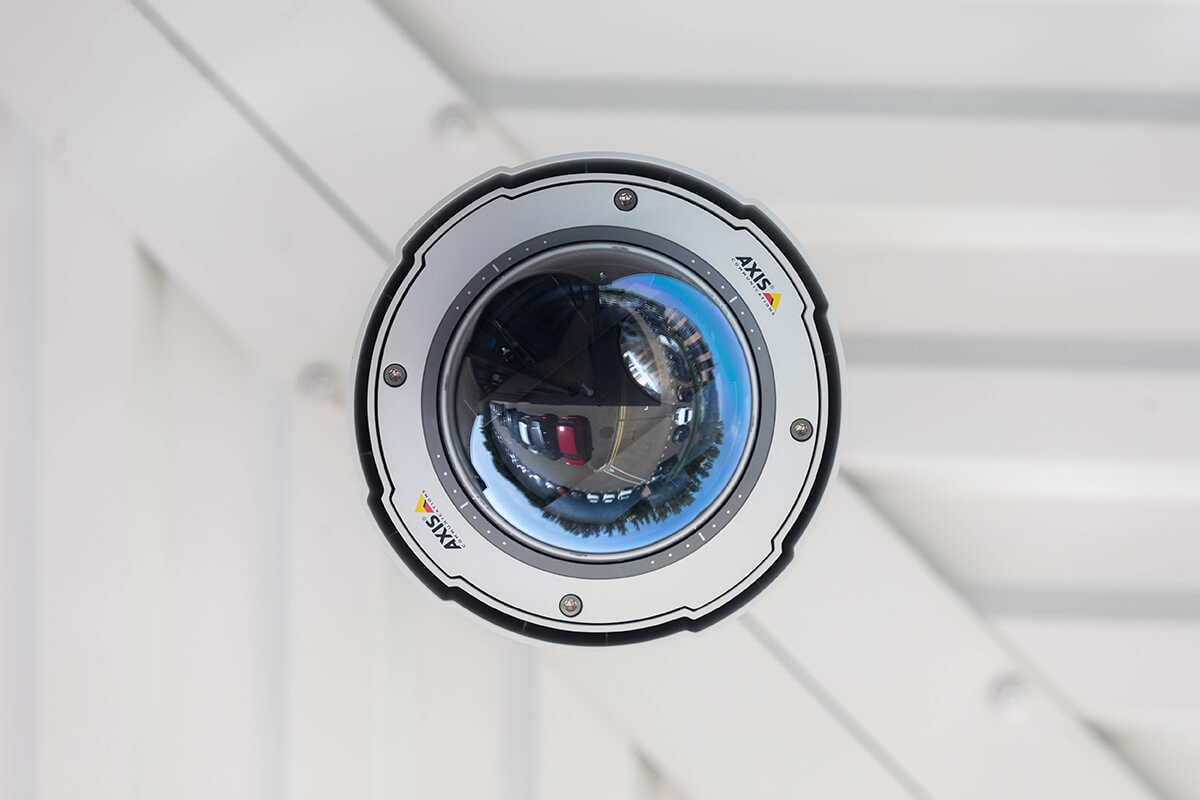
353, 154, 841, 645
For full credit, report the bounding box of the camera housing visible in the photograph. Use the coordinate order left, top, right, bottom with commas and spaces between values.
354, 154, 841, 644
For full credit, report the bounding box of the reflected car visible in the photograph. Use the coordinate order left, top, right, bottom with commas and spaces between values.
650, 455, 679, 485
672, 425, 690, 444
556, 416, 592, 467
617, 486, 635, 501
675, 385, 694, 403
586, 492, 600, 503
529, 415, 561, 458
673, 407, 694, 425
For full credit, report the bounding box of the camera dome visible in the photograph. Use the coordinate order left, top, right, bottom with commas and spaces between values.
354, 154, 840, 643
441, 243, 756, 558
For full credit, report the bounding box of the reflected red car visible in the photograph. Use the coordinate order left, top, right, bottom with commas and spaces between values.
555, 416, 592, 467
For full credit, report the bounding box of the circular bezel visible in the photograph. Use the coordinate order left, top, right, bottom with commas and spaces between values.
425, 233, 775, 576
353, 154, 841, 645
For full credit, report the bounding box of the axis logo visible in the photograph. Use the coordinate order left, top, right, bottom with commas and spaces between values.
733, 256, 780, 314
414, 492, 464, 550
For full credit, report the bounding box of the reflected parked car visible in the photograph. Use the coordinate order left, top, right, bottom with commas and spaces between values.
673, 407, 694, 425
651, 455, 679, 485
672, 425, 690, 444
529, 414, 560, 458
556, 416, 592, 466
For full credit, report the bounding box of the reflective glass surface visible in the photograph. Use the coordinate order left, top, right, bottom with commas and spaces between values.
443, 244, 756, 557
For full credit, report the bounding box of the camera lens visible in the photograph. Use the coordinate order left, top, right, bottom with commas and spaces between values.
440, 243, 757, 558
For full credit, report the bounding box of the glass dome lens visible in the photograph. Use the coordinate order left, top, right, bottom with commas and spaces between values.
442, 244, 756, 558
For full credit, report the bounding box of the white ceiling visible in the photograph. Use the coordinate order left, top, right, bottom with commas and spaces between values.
1, 0, 1198, 797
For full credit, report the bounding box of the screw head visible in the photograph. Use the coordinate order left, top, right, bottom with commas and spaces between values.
383, 363, 407, 387
613, 188, 638, 211
296, 362, 344, 405
989, 674, 1032, 724
790, 418, 813, 441
431, 103, 477, 141
559, 593, 583, 617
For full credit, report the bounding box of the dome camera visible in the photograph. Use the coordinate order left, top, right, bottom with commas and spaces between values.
353, 154, 841, 644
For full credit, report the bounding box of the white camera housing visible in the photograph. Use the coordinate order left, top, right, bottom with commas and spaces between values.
354, 154, 840, 644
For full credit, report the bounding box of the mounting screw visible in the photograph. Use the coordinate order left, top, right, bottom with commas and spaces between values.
989, 674, 1032, 724
296, 362, 344, 405
613, 188, 638, 211
790, 418, 813, 441
383, 363, 407, 387
559, 593, 583, 617
431, 104, 477, 142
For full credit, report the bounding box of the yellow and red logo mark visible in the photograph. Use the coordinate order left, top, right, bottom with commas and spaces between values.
413, 492, 463, 550
734, 256, 780, 314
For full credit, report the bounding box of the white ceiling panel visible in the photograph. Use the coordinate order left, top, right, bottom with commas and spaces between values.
485, 109, 1200, 210
380, 1, 1200, 92
996, 618, 1200, 732
4, 0, 1198, 796
810, 244, 1200, 342
854, 487, 1200, 592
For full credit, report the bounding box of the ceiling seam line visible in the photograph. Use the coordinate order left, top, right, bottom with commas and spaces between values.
741, 614, 935, 800
470, 79, 1200, 125
126, 0, 394, 263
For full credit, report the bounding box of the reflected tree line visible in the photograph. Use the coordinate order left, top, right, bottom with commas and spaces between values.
540, 422, 725, 539
479, 416, 728, 539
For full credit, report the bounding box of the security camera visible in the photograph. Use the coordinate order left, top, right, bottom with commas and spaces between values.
353, 154, 841, 644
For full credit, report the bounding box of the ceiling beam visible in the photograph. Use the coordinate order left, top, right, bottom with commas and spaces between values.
377, 1, 1200, 93
487, 107, 1200, 213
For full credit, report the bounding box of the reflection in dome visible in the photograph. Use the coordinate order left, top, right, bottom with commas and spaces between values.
444, 244, 755, 557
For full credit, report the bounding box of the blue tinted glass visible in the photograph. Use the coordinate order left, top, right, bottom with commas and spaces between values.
444, 244, 755, 557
